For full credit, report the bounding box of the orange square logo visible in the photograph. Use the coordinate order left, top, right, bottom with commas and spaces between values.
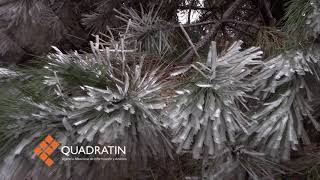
45, 135, 54, 144
45, 147, 54, 155
39, 153, 48, 161
51, 141, 60, 149
45, 158, 54, 167
39, 141, 48, 150
33, 147, 42, 156
34, 135, 60, 167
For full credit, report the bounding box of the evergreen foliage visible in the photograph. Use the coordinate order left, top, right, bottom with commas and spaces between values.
0, 0, 320, 179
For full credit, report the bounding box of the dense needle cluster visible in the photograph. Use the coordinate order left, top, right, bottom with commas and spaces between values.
168, 41, 263, 158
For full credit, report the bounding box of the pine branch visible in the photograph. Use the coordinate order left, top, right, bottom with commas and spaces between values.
0, 34, 177, 179
243, 47, 320, 160
204, 145, 286, 179
169, 41, 263, 161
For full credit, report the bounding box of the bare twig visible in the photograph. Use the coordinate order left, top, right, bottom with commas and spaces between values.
181, 0, 246, 63
179, 24, 200, 59
222, 0, 245, 19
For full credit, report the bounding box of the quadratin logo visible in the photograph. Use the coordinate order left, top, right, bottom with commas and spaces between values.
33, 134, 127, 167
33, 135, 60, 167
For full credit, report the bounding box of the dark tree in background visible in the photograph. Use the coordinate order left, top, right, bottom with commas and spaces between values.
0, 0, 184, 64
0, 0, 320, 179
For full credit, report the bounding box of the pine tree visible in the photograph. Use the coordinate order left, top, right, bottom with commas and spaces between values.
0, 0, 320, 179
